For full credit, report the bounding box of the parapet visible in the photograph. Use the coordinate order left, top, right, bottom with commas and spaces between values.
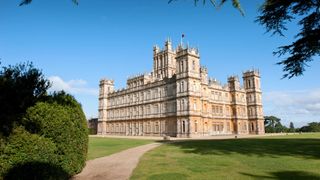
243, 69, 260, 77
100, 79, 114, 86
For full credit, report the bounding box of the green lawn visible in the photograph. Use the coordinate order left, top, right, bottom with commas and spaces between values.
131, 133, 320, 180
87, 137, 153, 160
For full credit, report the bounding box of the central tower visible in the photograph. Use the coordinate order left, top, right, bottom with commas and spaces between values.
153, 39, 176, 79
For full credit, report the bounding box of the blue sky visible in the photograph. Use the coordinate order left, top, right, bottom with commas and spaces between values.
1, 0, 319, 127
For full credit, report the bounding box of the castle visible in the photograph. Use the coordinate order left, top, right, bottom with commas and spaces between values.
97, 39, 265, 137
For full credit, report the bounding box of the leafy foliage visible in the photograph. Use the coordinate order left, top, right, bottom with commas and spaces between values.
289, 122, 295, 132
168, 0, 244, 15
23, 99, 88, 175
0, 62, 88, 179
19, 0, 78, 6
257, 0, 320, 78
264, 116, 288, 133
299, 122, 320, 132
0, 62, 50, 136
0, 127, 69, 179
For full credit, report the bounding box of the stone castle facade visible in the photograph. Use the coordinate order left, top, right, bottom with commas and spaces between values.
98, 39, 265, 137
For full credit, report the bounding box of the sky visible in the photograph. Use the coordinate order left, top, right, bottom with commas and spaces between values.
1, 0, 319, 127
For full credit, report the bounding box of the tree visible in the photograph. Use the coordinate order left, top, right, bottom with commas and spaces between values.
19, 0, 78, 6
257, 1, 320, 79
0, 62, 50, 136
289, 122, 295, 132
299, 122, 320, 132
169, 0, 244, 15
170, 0, 320, 79
264, 116, 288, 133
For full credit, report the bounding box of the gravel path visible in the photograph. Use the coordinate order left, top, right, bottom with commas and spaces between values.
72, 143, 161, 180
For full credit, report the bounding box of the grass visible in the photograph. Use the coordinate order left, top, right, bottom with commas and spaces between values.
87, 137, 153, 160
131, 133, 320, 180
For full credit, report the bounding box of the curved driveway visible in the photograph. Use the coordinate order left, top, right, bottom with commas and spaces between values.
73, 143, 161, 180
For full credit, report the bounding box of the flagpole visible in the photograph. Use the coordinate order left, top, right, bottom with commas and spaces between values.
181, 34, 185, 46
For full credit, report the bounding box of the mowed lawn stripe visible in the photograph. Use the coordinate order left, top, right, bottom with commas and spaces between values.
131, 133, 320, 180
87, 137, 153, 160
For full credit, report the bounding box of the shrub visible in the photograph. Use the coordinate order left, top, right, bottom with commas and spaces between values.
0, 127, 69, 179
23, 97, 88, 176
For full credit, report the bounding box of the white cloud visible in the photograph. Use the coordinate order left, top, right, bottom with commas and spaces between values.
263, 89, 320, 127
48, 76, 98, 96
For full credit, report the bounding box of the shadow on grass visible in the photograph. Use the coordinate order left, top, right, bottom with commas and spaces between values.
168, 138, 320, 159
4, 161, 69, 180
241, 171, 320, 180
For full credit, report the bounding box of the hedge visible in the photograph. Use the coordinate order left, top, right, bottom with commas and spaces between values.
22, 101, 88, 176
0, 127, 69, 179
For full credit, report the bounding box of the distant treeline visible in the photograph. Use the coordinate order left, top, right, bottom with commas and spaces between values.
264, 116, 320, 133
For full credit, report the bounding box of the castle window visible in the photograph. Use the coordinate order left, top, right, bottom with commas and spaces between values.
147, 91, 151, 99
147, 105, 150, 115
147, 122, 151, 133
244, 122, 247, 131
153, 89, 158, 99
182, 121, 186, 133
195, 120, 198, 132
181, 99, 185, 111
192, 60, 196, 71
180, 61, 184, 73
155, 122, 159, 133
154, 104, 158, 114
193, 101, 197, 111
219, 124, 223, 132
181, 81, 184, 92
